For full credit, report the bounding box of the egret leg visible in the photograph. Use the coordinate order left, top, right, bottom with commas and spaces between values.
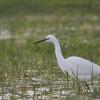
65, 71, 69, 80
82, 81, 89, 90
65, 71, 69, 90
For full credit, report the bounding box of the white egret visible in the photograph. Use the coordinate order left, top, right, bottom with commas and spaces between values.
34, 35, 100, 87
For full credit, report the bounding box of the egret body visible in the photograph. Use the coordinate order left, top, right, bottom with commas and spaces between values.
34, 35, 100, 81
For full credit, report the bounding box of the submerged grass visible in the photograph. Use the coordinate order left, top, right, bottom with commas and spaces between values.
0, 14, 100, 99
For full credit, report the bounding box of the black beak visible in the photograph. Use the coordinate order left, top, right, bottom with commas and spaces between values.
34, 38, 49, 44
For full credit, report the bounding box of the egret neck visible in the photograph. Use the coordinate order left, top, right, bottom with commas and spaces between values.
53, 39, 65, 71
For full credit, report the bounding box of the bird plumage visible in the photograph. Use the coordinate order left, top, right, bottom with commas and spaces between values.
64, 56, 100, 80
34, 35, 100, 81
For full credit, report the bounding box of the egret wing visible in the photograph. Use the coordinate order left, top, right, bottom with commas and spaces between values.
64, 56, 100, 80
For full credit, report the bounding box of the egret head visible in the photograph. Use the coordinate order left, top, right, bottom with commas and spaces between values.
34, 35, 58, 44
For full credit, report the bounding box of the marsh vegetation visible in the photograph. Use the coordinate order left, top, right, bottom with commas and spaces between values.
0, 0, 100, 99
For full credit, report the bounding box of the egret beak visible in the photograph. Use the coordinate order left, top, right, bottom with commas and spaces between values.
34, 38, 49, 44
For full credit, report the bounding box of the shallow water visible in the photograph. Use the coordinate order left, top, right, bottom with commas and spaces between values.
0, 15, 100, 100
0, 68, 100, 100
